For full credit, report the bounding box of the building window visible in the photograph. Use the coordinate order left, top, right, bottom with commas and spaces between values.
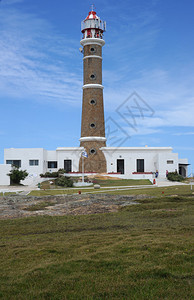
48, 161, 57, 168
29, 160, 39, 166
89, 99, 97, 105
6, 160, 21, 168
137, 159, 144, 172
167, 160, 174, 164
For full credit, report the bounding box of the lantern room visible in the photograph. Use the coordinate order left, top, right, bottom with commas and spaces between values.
81, 10, 106, 39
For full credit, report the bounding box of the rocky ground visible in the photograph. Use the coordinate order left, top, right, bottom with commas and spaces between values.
0, 193, 151, 219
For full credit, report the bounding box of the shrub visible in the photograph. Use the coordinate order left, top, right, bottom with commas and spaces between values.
39, 170, 67, 178
40, 172, 59, 178
58, 169, 66, 174
7, 166, 28, 184
55, 176, 73, 187
167, 172, 184, 182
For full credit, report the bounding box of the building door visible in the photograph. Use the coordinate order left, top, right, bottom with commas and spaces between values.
137, 159, 144, 172
64, 160, 72, 173
117, 159, 124, 174
179, 165, 186, 177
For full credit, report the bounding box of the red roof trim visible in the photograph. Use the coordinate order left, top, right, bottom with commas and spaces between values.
132, 172, 153, 174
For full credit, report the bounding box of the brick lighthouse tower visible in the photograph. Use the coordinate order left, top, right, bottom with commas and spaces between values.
79, 8, 107, 173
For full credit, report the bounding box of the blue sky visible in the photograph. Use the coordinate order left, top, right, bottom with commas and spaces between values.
0, 0, 193, 174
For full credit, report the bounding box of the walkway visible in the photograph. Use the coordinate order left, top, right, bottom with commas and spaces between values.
0, 179, 190, 195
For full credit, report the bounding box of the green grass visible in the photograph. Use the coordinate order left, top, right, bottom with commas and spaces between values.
91, 178, 152, 187
40, 178, 151, 190
0, 192, 16, 196
29, 184, 192, 197
107, 184, 193, 196
0, 193, 193, 299
24, 201, 57, 211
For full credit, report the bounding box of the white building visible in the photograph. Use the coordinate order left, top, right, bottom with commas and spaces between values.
0, 145, 188, 185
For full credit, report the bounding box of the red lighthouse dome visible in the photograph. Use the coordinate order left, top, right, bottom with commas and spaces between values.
86, 10, 99, 20
81, 9, 106, 40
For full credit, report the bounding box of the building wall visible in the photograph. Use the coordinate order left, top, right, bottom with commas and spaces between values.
158, 152, 179, 176
0, 164, 11, 185
4, 147, 84, 185
4, 148, 45, 175
56, 147, 83, 172
46, 150, 58, 173
101, 147, 181, 179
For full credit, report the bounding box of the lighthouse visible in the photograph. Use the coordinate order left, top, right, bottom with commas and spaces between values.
79, 8, 107, 173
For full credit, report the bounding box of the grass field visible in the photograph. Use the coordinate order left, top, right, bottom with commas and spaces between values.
40, 178, 151, 190
87, 178, 152, 187
0, 192, 16, 196
0, 188, 193, 299
28, 183, 192, 198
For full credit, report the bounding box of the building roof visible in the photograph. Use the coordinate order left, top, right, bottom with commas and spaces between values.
86, 11, 99, 20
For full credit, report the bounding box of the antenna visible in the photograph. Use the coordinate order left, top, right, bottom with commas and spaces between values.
91, 4, 95, 11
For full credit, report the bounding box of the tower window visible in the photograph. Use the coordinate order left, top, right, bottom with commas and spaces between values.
90, 73, 96, 80
90, 99, 97, 105
90, 123, 96, 128
90, 148, 96, 155
90, 47, 96, 53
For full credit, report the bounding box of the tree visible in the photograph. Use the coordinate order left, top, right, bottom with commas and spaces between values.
7, 166, 28, 185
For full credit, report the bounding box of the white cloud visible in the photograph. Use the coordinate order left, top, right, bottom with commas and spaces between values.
103, 65, 194, 133
0, 6, 82, 105
174, 132, 194, 136
1, 0, 23, 5
124, 125, 161, 137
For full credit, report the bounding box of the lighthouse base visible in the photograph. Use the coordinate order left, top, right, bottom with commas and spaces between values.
79, 141, 107, 173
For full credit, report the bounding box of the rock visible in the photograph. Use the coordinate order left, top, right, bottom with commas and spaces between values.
94, 184, 101, 189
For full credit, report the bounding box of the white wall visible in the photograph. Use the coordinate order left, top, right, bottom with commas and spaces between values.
56, 147, 84, 172
4, 148, 46, 185
101, 147, 179, 179
3, 147, 84, 184
158, 152, 178, 177
0, 164, 11, 185
3, 146, 188, 183
4, 148, 45, 175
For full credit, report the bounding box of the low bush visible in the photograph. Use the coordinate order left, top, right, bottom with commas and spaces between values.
55, 176, 73, 187
58, 169, 66, 174
40, 171, 64, 178
167, 172, 184, 182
